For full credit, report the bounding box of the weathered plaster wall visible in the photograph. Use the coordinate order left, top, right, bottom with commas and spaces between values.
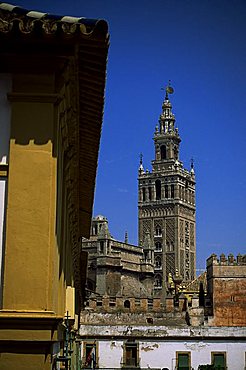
81, 337, 245, 370
139, 340, 244, 370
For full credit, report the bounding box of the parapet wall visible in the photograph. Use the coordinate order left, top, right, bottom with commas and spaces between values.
207, 252, 246, 268
85, 293, 202, 315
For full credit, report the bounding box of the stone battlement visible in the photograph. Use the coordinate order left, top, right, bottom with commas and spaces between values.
207, 253, 246, 267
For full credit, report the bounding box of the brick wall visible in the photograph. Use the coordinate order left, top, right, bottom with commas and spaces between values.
206, 253, 246, 326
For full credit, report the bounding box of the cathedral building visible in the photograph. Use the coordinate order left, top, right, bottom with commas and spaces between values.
138, 84, 196, 292
82, 215, 154, 300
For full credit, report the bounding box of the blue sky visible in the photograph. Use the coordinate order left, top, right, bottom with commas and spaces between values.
12, 0, 246, 269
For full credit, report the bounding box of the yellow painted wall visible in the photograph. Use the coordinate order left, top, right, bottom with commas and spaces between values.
0, 71, 78, 369
0, 353, 51, 370
3, 74, 58, 312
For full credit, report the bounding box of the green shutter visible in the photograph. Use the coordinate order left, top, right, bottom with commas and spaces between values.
214, 354, 225, 369
178, 353, 189, 369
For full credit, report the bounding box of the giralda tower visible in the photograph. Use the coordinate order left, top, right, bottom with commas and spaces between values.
138, 84, 196, 293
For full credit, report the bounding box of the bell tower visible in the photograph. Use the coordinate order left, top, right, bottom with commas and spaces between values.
138, 83, 196, 293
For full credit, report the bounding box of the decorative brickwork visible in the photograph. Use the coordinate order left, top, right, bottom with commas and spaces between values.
166, 253, 175, 276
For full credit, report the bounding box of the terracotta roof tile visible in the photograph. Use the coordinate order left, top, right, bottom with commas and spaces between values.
0, 2, 108, 36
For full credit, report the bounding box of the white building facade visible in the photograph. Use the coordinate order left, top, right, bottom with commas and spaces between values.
79, 324, 246, 370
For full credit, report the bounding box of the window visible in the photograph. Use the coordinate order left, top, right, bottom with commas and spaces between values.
155, 180, 161, 200
171, 184, 174, 198
124, 300, 130, 308
161, 145, 167, 159
155, 256, 162, 268
165, 185, 168, 198
212, 352, 226, 369
142, 187, 146, 202
155, 242, 162, 251
148, 187, 152, 200
176, 352, 191, 370
123, 341, 139, 367
83, 341, 97, 368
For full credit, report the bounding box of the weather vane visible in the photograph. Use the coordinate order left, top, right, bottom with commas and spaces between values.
161, 80, 174, 99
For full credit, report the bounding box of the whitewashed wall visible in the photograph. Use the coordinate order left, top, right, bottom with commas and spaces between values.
139, 339, 245, 370
0, 73, 11, 300
81, 337, 245, 370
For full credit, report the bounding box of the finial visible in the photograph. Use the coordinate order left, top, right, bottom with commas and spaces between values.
190, 157, 195, 174
139, 153, 145, 174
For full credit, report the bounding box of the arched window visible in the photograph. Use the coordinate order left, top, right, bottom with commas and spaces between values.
148, 187, 152, 201
171, 184, 174, 198
165, 185, 169, 198
160, 145, 167, 160
155, 226, 162, 236
155, 180, 161, 200
142, 187, 146, 202
124, 300, 130, 308
155, 256, 162, 268
155, 242, 162, 251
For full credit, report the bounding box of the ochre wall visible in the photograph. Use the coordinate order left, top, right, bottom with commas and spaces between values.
2, 74, 59, 313
212, 276, 246, 326
207, 261, 246, 326
0, 353, 51, 370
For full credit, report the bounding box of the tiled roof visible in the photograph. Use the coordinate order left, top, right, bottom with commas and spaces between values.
0, 2, 108, 35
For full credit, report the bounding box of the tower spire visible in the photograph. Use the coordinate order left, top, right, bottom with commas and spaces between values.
159, 81, 176, 135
